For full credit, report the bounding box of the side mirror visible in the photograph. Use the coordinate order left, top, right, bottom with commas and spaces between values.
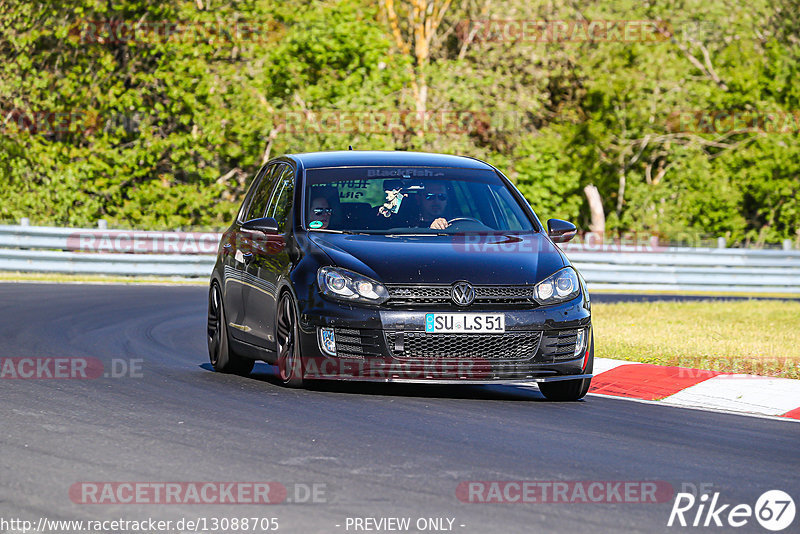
241, 217, 280, 234
547, 219, 577, 243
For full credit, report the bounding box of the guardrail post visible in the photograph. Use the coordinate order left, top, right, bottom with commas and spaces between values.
717, 237, 726, 249
20, 218, 30, 226
783, 239, 792, 251
98, 219, 108, 229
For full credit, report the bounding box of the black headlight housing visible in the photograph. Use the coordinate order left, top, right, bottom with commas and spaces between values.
317, 266, 390, 305
533, 267, 581, 305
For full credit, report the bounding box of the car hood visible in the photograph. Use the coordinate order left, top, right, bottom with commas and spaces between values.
309, 232, 567, 285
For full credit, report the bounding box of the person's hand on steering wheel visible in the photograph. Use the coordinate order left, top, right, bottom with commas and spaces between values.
430, 218, 449, 230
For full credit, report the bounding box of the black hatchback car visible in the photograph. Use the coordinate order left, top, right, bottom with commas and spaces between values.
208, 151, 593, 400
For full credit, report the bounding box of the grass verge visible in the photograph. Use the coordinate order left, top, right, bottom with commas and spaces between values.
590, 288, 800, 300
592, 300, 800, 379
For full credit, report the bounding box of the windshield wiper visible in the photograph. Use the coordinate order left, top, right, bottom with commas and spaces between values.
385, 232, 449, 237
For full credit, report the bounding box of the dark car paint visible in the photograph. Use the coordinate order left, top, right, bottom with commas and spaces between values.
210, 151, 591, 381
308, 233, 566, 285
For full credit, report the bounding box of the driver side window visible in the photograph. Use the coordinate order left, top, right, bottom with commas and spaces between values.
266, 166, 295, 232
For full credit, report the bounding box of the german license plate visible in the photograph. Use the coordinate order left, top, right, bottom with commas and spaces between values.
424, 313, 505, 333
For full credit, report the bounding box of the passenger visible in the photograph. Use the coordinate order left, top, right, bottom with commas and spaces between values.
416, 182, 450, 229
309, 193, 334, 229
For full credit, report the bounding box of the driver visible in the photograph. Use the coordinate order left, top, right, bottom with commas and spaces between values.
416, 182, 450, 230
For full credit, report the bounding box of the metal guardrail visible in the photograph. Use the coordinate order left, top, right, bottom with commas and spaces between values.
0, 224, 221, 254
0, 224, 798, 293
564, 244, 800, 294
0, 248, 216, 277
0, 224, 218, 277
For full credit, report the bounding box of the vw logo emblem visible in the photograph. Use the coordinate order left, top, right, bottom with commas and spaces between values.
451, 281, 475, 306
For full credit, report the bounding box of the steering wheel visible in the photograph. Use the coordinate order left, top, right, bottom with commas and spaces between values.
446, 217, 483, 226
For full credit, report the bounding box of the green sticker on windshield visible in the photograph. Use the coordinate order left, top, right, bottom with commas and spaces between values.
309, 220, 324, 229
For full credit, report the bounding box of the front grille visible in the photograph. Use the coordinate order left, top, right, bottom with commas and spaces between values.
539, 329, 581, 361
387, 286, 450, 303
333, 328, 383, 359
386, 284, 535, 306
385, 331, 542, 361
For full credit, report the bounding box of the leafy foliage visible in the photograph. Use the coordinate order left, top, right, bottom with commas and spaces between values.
0, 0, 797, 245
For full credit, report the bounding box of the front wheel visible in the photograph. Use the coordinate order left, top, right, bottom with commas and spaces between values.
207, 283, 255, 375
276, 292, 304, 388
539, 332, 593, 401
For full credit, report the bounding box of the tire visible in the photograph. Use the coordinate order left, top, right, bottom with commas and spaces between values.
276, 291, 304, 388
207, 283, 255, 375
539, 331, 593, 401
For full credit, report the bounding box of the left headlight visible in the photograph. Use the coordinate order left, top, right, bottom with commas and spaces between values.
533, 267, 581, 305
317, 266, 389, 305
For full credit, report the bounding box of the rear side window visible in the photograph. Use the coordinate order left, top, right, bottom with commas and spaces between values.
238, 166, 267, 222
243, 165, 279, 221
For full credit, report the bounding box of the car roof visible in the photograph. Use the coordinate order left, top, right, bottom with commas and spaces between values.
287, 151, 495, 170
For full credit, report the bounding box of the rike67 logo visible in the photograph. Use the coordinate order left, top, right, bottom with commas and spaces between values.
668, 490, 795, 531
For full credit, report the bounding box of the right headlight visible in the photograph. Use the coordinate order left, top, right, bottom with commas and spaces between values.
533, 267, 580, 305
317, 266, 389, 305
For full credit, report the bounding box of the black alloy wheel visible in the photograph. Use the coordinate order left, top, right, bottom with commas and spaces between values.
276, 291, 304, 387
208, 283, 255, 375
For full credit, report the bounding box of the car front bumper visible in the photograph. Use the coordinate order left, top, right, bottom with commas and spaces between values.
296, 294, 592, 384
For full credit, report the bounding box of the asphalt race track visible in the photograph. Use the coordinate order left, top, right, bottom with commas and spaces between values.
1, 283, 798, 534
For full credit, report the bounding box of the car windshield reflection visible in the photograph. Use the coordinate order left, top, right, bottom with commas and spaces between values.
305, 167, 536, 234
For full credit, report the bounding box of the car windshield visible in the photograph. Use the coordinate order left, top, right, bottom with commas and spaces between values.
304, 167, 536, 234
